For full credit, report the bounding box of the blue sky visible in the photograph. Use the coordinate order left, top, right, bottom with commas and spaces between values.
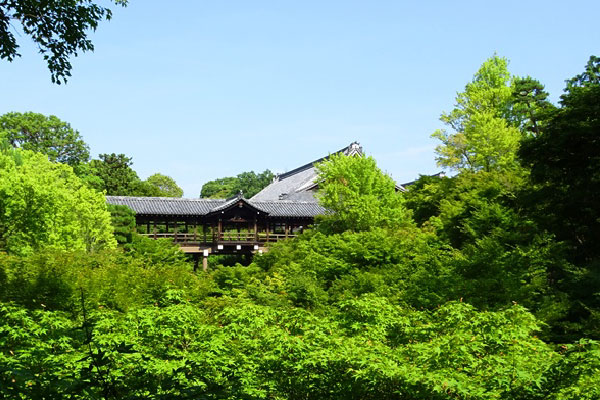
1, 0, 598, 196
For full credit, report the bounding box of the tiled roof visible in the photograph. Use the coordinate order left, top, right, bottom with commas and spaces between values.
106, 196, 226, 215
252, 201, 326, 218
251, 142, 363, 202
106, 196, 325, 218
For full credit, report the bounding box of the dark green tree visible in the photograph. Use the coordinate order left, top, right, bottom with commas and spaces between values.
566, 55, 600, 90
520, 56, 600, 262
233, 169, 274, 198
0, 0, 127, 84
0, 112, 90, 166
200, 170, 274, 198
511, 76, 555, 137
519, 56, 600, 340
87, 153, 141, 196
107, 203, 136, 247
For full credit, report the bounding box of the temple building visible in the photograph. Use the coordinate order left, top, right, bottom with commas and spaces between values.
251, 142, 367, 202
106, 142, 420, 269
106, 142, 365, 267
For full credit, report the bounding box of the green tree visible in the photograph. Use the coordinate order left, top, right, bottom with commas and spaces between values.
233, 170, 274, 198
0, 112, 90, 166
0, 148, 116, 255
519, 56, 600, 339
200, 176, 237, 198
432, 55, 521, 172
0, 0, 127, 84
145, 173, 183, 197
87, 153, 141, 196
315, 153, 412, 233
520, 56, 600, 262
511, 76, 555, 137
200, 169, 273, 199
107, 203, 136, 246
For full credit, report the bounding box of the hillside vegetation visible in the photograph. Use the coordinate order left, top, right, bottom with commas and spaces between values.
1, 55, 599, 399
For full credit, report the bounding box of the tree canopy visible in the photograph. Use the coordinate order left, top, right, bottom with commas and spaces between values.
315, 153, 412, 233
0, 146, 115, 256
0, 0, 127, 84
146, 173, 184, 197
432, 55, 521, 172
200, 169, 274, 198
519, 55, 600, 267
0, 111, 90, 166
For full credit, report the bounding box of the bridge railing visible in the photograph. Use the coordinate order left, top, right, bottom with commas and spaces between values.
139, 232, 296, 244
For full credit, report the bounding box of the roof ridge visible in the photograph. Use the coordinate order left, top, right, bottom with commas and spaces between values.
276, 141, 361, 180
250, 199, 320, 205
105, 195, 226, 202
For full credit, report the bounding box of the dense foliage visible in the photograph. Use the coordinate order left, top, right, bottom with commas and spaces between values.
1, 55, 599, 398
0, 146, 115, 256
0, 112, 90, 166
201, 169, 274, 198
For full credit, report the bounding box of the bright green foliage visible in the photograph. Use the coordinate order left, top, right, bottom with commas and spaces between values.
0, 111, 90, 166
0, 0, 128, 84
145, 173, 184, 197
200, 176, 238, 198
432, 55, 521, 171
0, 149, 116, 256
2, 54, 600, 399
200, 170, 274, 198
315, 153, 412, 233
127, 234, 189, 266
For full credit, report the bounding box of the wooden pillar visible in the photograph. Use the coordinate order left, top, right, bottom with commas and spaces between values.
174, 222, 178, 242
285, 222, 289, 239
266, 221, 270, 242
254, 218, 258, 242
218, 219, 222, 242
193, 223, 198, 242
146, 221, 150, 235
153, 221, 157, 239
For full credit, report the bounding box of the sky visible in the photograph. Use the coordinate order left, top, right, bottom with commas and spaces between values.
1, 0, 599, 197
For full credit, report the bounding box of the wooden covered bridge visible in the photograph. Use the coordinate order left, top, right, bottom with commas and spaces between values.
106, 142, 416, 270
106, 192, 325, 269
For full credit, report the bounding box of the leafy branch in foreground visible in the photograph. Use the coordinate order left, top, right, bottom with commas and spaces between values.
0, 0, 128, 83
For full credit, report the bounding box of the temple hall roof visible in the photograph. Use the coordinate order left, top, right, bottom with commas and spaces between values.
106, 195, 325, 218
251, 142, 363, 202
